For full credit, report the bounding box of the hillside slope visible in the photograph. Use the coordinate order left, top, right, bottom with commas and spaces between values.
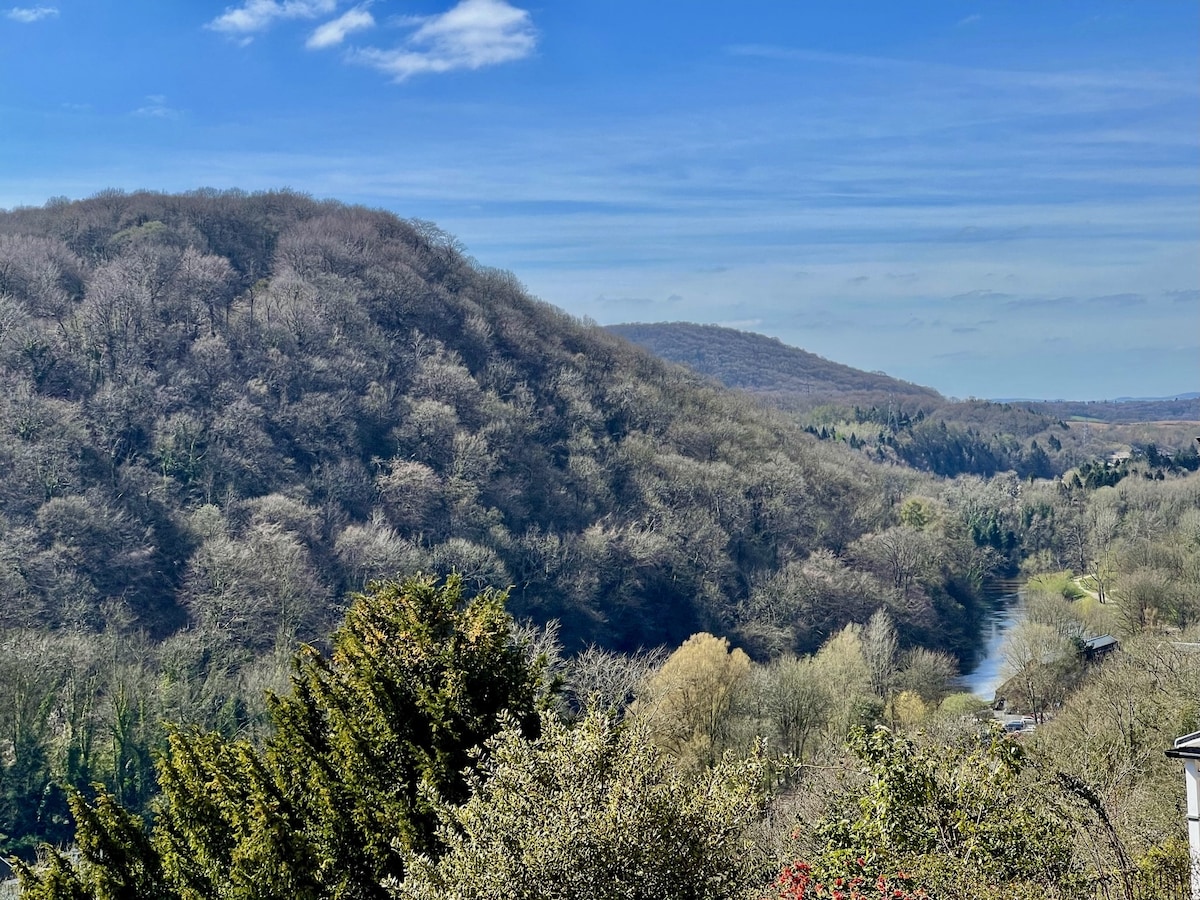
607, 322, 943, 407
0, 190, 990, 659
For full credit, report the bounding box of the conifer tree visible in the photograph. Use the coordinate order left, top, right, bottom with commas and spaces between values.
17, 574, 543, 900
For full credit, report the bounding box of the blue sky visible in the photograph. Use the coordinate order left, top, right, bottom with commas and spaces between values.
1, 1, 1196, 400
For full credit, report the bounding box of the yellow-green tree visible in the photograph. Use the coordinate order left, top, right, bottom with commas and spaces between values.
810, 623, 878, 742
634, 632, 750, 769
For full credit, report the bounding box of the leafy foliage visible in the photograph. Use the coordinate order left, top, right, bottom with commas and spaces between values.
633, 632, 750, 769
801, 726, 1078, 895
397, 711, 770, 900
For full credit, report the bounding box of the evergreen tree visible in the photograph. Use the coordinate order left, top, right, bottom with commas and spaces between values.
17, 574, 543, 900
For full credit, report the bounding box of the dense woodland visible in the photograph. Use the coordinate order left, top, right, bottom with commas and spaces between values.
1, 191, 1198, 897
0, 189, 974, 652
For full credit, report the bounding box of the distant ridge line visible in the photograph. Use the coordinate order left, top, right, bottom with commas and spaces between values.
993, 392, 1200, 403
606, 322, 942, 403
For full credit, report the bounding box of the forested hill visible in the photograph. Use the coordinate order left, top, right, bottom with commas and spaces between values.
0, 189, 991, 659
607, 322, 943, 407
609, 321, 1200, 480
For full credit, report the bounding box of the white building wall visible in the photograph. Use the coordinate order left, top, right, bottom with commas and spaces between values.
1186, 757, 1200, 900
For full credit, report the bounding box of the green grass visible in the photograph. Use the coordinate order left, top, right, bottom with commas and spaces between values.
1027, 571, 1087, 601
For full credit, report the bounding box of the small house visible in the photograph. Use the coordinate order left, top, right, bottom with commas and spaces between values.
1081, 634, 1119, 662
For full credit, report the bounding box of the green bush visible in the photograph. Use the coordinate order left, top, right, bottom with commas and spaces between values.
398, 711, 771, 900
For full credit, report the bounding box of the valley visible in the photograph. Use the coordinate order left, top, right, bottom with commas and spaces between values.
1, 192, 1197, 899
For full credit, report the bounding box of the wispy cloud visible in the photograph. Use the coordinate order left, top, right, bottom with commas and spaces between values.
593, 294, 656, 308
353, 0, 535, 81
1004, 296, 1077, 311
1165, 289, 1199, 304
950, 290, 1013, 304
956, 14, 981, 28
932, 349, 977, 362
133, 95, 179, 118
951, 225, 1031, 242
1087, 292, 1146, 308
724, 43, 1194, 96
207, 0, 337, 38
307, 5, 373, 49
5, 6, 58, 23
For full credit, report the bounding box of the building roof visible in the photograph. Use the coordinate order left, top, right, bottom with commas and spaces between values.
1165, 730, 1200, 761
1082, 634, 1119, 653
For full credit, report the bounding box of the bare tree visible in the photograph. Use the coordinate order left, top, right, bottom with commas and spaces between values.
1000, 621, 1075, 723
861, 608, 899, 698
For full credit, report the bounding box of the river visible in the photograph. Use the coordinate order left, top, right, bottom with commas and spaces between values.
958, 580, 1025, 700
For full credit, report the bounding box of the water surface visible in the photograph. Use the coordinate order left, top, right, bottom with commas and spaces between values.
958, 582, 1025, 700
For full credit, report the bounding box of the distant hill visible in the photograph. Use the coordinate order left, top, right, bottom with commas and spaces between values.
1017, 398, 1200, 424
607, 322, 943, 409
608, 322, 1199, 479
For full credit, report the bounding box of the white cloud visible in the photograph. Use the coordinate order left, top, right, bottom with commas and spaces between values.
5, 6, 58, 23
207, 0, 337, 36
307, 5, 373, 49
354, 0, 535, 80
133, 95, 179, 118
